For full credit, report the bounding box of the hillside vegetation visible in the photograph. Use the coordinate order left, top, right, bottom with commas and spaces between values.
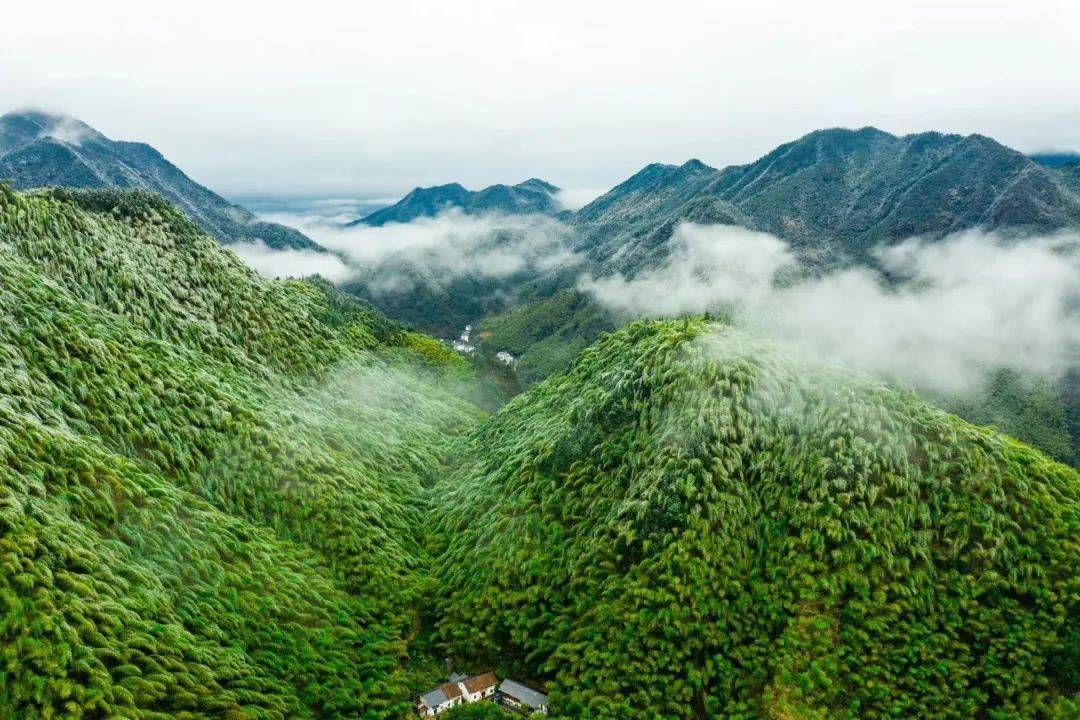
352, 179, 560, 226
0, 185, 481, 718
3, 183, 1078, 720
474, 289, 616, 384
432, 319, 1079, 719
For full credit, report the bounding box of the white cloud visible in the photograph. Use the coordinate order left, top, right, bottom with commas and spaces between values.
2, 1, 1078, 195
236, 207, 580, 294
580, 224, 795, 317
40, 115, 96, 146
581, 223, 1080, 393
231, 240, 352, 283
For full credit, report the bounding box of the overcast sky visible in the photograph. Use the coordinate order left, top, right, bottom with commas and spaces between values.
2, 0, 1078, 198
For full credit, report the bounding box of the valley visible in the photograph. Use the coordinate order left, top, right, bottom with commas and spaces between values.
0, 116, 1078, 719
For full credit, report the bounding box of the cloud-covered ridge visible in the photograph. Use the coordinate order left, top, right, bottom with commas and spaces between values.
581, 222, 1080, 393
231, 240, 353, 283
240, 207, 580, 294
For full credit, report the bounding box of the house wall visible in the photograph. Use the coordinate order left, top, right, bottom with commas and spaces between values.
464, 686, 495, 702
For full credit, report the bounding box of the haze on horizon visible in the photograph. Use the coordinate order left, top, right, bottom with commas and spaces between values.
2, 0, 1078, 198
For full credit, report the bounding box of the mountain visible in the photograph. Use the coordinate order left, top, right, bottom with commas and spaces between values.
1058, 165, 1080, 195
473, 287, 617, 383
573, 127, 1080, 272
0, 184, 482, 716
433, 318, 1080, 719
3, 184, 1078, 719
352, 178, 560, 226
467, 129, 1080, 437
1030, 151, 1080, 168
0, 109, 322, 250
1038, 156, 1080, 195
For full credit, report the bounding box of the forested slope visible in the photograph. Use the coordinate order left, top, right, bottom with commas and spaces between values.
0, 185, 481, 718
3, 184, 1078, 719
432, 319, 1079, 719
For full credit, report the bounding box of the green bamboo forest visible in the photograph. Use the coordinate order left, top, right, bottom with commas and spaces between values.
0, 186, 480, 718
1, 185, 1078, 719
432, 322, 1079, 718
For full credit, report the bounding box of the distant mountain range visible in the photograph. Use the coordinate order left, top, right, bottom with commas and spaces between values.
1030, 150, 1080, 168
571, 127, 1080, 272
350, 128, 1080, 302
457, 128, 1080, 467
351, 177, 560, 226
1031, 152, 1080, 194
0, 110, 322, 251
351, 126, 1080, 346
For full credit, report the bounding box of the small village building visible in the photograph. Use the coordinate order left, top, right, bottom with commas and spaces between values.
461, 671, 498, 702
415, 681, 464, 717
416, 672, 498, 716
497, 679, 549, 716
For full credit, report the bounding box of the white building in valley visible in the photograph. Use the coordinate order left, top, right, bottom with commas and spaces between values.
497, 679, 549, 716
415, 672, 498, 717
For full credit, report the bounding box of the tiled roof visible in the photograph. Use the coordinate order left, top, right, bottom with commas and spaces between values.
462, 671, 498, 693
418, 687, 448, 708
499, 679, 548, 708
418, 680, 463, 708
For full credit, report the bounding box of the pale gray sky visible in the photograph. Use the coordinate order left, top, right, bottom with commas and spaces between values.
2, 0, 1078, 197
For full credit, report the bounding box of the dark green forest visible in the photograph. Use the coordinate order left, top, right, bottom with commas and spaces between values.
433, 320, 1079, 719
1, 186, 1077, 719
0, 186, 480, 717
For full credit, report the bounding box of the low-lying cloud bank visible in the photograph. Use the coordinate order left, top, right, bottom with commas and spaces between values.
581, 223, 1080, 393
238, 208, 579, 293
232, 240, 353, 283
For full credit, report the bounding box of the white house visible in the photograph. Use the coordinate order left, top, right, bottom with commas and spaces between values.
415, 682, 464, 717
497, 679, 549, 716
460, 672, 498, 702
416, 672, 498, 716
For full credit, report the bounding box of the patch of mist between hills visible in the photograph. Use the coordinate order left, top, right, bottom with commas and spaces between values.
279, 361, 472, 448
39, 115, 96, 147
239, 206, 583, 293
231, 239, 353, 283
194, 359, 474, 483
554, 187, 607, 211
580, 222, 1080, 395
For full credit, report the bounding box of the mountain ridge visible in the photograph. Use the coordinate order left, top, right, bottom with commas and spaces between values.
571, 126, 1080, 272
352, 177, 562, 226
0, 109, 323, 251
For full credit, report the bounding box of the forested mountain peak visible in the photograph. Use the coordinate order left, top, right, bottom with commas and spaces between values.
434, 318, 1080, 718
0, 110, 323, 251
571, 126, 1080, 271
354, 177, 562, 226
0, 109, 107, 152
